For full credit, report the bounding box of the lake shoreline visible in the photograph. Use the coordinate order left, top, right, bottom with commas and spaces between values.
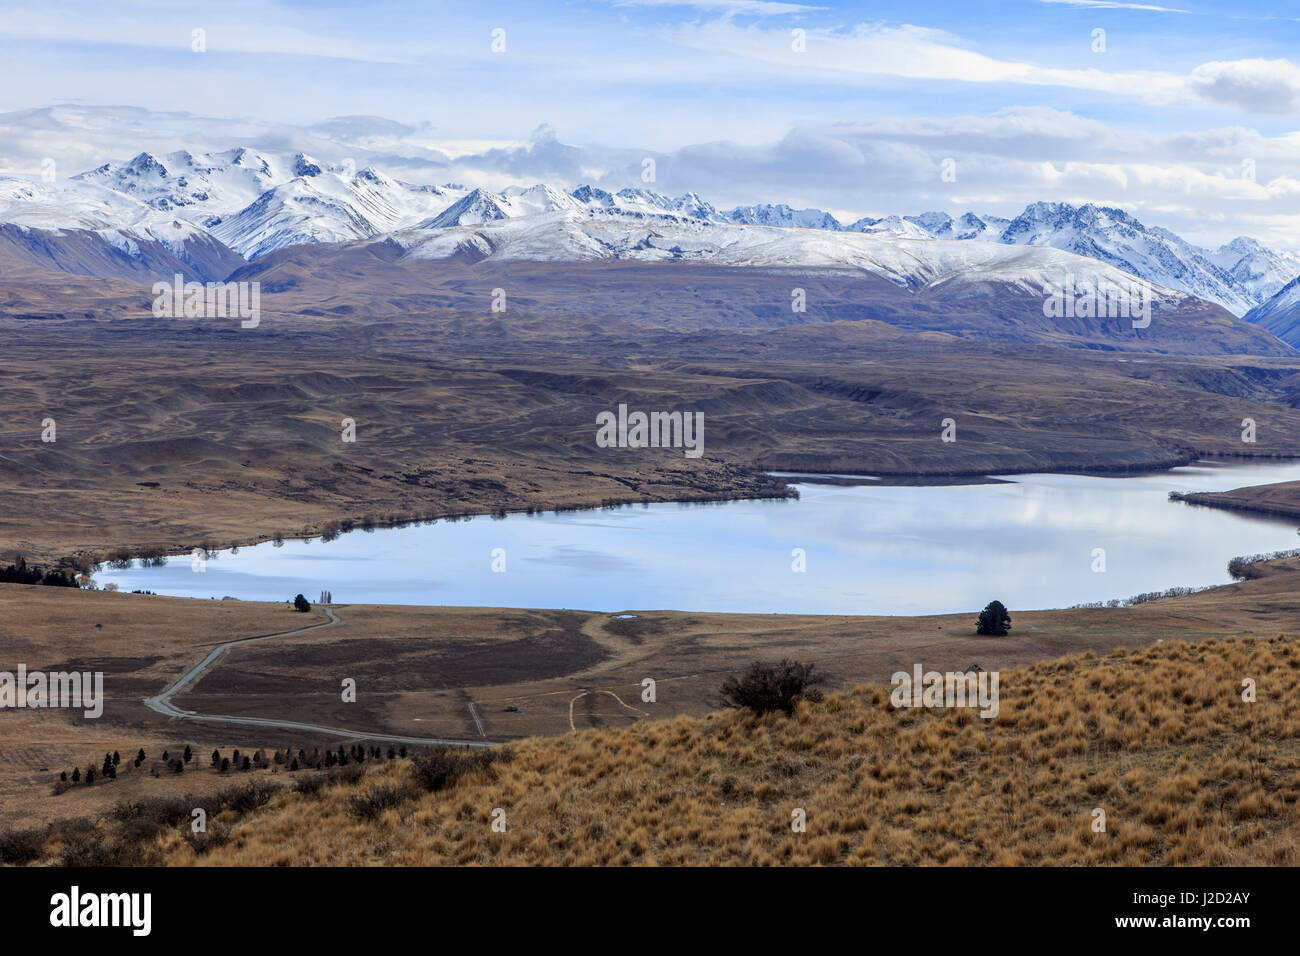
94, 460, 1300, 615
66, 454, 1300, 571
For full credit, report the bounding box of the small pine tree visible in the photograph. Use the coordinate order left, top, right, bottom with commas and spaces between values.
241, 756, 251, 771
161, 750, 169, 761
137, 748, 146, 764
112, 750, 120, 766
293, 594, 310, 613
290, 758, 299, 771
106, 764, 117, 780
211, 748, 220, 767
60, 771, 67, 782
220, 757, 230, 773
85, 767, 95, 784
183, 745, 192, 764
71, 767, 80, 783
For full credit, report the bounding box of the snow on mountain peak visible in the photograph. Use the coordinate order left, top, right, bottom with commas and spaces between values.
17, 148, 1300, 317
291, 153, 323, 177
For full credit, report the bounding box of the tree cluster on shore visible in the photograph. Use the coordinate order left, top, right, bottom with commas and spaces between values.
0, 557, 78, 587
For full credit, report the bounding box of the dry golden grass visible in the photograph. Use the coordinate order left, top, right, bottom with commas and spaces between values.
14, 633, 1297, 866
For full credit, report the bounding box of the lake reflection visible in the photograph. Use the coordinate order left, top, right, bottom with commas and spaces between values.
98, 461, 1300, 614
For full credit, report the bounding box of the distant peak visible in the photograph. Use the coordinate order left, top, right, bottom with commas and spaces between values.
292, 153, 322, 177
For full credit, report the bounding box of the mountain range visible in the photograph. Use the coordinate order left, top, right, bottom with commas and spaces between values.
2, 146, 1300, 345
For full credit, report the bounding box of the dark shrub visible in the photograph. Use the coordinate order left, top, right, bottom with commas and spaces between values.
976, 600, 1011, 636
719, 659, 825, 716
330, 763, 366, 786
409, 747, 504, 793
182, 822, 230, 856
0, 827, 45, 864
216, 780, 279, 814
346, 784, 411, 820
294, 594, 311, 612
56, 820, 149, 867
111, 796, 192, 831
293, 774, 327, 796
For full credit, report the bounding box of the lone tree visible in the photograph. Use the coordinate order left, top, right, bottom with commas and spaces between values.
293, 593, 311, 613
976, 600, 1012, 636
720, 658, 824, 716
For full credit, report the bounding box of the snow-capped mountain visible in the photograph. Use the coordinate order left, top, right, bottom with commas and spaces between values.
1243, 274, 1300, 343
212, 163, 463, 258
723, 203, 842, 231
844, 214, 935, 240
905, 211, 1010, 241
1208, 237, 1300, 307
220, 207, 1283, 355
0, 175, 242, 280
386, 206, 1186, 301
567, 185, 722, 221
6, 144, 1300, 321
996, 202, 1255, 316
76, 148, 466, 258
73, 148, 288, 226
424, 184, 576, 228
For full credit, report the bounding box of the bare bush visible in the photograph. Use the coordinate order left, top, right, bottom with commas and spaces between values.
720, 659, 825, 716
215, 780, 279, 814
409, 748, 507, 793
182, 822, 231, 855
346, 783, 411, 820
0, 827, 45, 864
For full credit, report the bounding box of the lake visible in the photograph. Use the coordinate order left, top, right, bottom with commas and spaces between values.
97, 460, 1300, 615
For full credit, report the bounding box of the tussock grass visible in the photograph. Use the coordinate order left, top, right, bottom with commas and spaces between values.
6, 635, 1300, 866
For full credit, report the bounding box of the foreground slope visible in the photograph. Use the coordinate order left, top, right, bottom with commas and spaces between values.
13, 633, 1297, 866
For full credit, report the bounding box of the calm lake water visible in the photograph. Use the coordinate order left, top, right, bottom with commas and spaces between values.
98, 461, 1300, 615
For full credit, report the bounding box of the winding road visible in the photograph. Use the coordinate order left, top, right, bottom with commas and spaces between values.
143, 606, 491, 748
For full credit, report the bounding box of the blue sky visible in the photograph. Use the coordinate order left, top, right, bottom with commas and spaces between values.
1, 0, 1299, 246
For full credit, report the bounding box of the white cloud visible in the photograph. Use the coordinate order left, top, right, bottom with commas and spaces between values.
1188, 59, 1300, 114
1038, 0, 1188, 12
611, 0, 825, 13
668, 19, 1300, 114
